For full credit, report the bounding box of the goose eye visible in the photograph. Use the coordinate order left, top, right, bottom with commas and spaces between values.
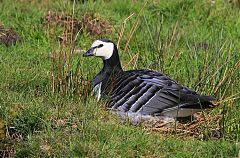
98, 44, 103, 48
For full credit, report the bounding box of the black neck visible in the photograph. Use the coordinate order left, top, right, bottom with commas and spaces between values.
102, 44, 123, 74
92, 44, 123, 88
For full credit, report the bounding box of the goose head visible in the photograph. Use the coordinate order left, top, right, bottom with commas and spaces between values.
84, 39, 123, 70
83, 39, 115, 60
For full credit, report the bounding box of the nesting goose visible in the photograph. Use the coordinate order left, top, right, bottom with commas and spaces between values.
83, 39, 217, 119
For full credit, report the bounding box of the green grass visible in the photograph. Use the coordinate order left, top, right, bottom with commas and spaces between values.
0, 0, 240, 157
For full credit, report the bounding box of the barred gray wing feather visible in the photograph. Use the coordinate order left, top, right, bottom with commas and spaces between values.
107, 70, 215, 117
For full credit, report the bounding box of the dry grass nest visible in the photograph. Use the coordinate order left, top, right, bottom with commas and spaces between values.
143, 112, 222, 140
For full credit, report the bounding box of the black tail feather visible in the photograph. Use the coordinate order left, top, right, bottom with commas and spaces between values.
181, 95, 218, 109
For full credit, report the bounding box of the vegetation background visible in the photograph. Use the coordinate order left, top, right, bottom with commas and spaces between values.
0, 0, 240, 157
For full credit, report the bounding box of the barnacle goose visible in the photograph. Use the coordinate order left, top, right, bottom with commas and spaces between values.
83, 39, 217, 120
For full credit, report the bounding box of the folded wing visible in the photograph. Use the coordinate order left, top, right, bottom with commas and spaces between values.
107, 70, 216, 117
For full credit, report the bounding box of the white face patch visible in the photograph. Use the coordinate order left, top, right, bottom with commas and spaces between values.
91, 40, 114, 60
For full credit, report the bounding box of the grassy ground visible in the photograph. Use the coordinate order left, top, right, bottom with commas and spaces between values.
0, 0, 240, 157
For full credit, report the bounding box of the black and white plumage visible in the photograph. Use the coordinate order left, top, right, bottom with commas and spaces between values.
84, 39, 217, 118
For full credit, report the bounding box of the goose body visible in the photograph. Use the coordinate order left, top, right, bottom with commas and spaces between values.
84, 39, 217, 118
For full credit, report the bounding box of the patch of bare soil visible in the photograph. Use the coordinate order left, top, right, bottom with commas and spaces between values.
0, 23, 21, 47
42, 11, 113, 36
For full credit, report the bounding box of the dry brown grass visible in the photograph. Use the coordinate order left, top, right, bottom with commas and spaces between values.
0, 23, 21, 47
144, 113, 222, 140
42, 11, 114, 37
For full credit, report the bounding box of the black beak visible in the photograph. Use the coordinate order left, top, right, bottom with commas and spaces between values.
83, 48, 95, 57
